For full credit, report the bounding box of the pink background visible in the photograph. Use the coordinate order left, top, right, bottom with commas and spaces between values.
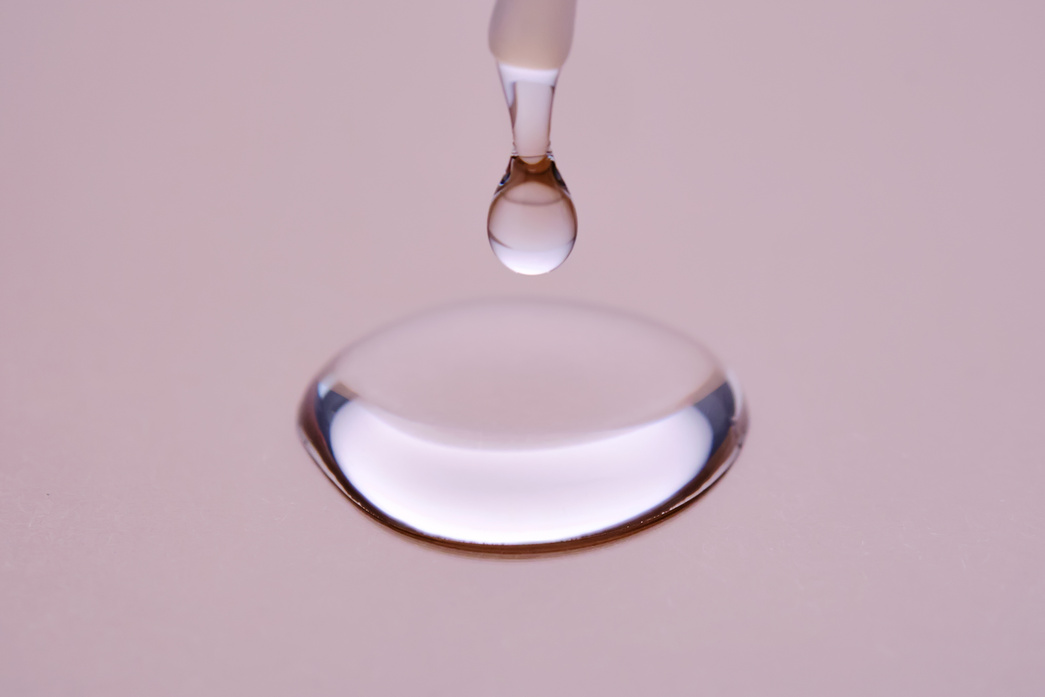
2, 1, 1043, 694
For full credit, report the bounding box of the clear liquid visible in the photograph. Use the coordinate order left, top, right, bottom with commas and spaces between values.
298, 299, 747, 554
488, 155, 576, 275
489, 63, 576, 275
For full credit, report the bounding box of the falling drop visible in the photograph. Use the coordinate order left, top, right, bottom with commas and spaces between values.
487, 1, 578, 275
488, 154, 576, 275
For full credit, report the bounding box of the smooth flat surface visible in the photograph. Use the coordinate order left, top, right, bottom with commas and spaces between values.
2, 1, 1043, 695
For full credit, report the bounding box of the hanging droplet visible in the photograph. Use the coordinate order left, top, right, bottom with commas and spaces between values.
487, 59, 577, 275
488, 154, 577, 275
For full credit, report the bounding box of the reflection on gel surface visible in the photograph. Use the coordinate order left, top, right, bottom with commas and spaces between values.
298, 299, 747, 554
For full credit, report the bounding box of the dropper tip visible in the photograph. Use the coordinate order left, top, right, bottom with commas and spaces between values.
489, 0, 577, 70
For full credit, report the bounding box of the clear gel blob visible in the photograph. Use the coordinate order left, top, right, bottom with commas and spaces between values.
298, 299, 747, 554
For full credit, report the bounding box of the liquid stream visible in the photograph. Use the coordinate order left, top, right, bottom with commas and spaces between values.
488, 63, 577, 274
298, 4, 748, 554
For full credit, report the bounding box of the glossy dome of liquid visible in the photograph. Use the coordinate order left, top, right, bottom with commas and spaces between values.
299, 299, 747, 553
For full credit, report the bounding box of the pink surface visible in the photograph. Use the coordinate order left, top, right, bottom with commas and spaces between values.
2, 1, 1043, 694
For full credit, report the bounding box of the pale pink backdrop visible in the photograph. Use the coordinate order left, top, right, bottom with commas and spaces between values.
2, 1, 1043, 695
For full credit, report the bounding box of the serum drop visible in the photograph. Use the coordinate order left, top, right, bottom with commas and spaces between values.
487, 0, 578, 275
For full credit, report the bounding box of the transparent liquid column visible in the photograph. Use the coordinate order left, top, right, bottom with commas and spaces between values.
488, 63, 577, 275
298, 299, 747, 554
